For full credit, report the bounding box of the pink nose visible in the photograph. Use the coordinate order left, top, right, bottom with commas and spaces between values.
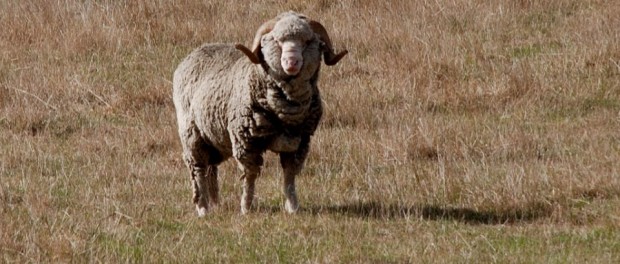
282, 57, 301, 74
285, 57, 299, 68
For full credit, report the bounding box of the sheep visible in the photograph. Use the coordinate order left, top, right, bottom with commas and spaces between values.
172, 11, 347, 216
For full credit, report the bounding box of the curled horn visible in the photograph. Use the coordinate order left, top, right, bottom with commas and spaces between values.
308, 20, 348, 66
235, 18, 277, 64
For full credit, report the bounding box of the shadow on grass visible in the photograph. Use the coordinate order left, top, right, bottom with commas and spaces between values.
299, 200, 553, 225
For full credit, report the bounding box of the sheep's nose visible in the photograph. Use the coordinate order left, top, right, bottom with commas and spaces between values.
282, 56, 302, 75
285, 57, 299, 68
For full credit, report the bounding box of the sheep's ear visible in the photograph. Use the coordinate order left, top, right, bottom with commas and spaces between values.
309, 20, 348, 66
235, 44, 261, 64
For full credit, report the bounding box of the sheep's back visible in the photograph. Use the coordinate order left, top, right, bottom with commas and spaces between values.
173, 44, 252, 158
173, 43, 246, 99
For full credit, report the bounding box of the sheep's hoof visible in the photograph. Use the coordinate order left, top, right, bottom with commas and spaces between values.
196, 205, 208, 217
285, 200, 299, 214
240, 206, 250, 215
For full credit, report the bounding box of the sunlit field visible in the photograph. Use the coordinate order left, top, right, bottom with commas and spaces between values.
1, 0, 619, 262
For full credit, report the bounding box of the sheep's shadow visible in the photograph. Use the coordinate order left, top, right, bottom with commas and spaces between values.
292, 200, 552, 225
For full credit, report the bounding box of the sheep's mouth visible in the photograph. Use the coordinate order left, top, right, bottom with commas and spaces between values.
281, 57, 302, 76
283, 67, 301, 76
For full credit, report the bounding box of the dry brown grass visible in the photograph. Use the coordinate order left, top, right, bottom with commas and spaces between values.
1, 0, 620, 262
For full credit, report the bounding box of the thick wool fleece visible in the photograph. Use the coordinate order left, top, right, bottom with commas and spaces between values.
172, 12, 329, 215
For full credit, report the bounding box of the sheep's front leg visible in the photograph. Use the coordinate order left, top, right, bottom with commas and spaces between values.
279, 138, 310, 213
234, 153, 263, 215
239, 166, 259, 215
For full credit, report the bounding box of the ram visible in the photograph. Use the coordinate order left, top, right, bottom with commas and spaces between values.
172, 11, 347, 216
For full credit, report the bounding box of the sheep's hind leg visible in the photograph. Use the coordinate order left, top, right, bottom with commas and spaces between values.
188, 164, 219, 216
189, 165, 210, 217
181, 125, 220, 217
205, 165, 219, 207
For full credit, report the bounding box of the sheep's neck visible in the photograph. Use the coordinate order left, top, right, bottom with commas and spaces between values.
257, 73, 318, 126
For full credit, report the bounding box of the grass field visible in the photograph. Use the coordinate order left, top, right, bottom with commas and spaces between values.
1, 0, 619, 262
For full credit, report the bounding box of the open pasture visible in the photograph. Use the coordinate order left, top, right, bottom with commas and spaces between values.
1, 0, 619, 262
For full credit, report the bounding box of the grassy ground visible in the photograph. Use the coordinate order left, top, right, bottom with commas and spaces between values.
1, 0, 619, 262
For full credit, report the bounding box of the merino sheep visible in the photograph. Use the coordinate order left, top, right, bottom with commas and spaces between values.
172, 11, 347, 216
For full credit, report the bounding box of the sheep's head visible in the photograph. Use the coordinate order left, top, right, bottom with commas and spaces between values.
236, 12, 348, 78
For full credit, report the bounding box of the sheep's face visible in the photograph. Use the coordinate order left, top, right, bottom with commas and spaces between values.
279, 39, 305, 76
261, 14, 322, 79
236, 12, 347, 76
